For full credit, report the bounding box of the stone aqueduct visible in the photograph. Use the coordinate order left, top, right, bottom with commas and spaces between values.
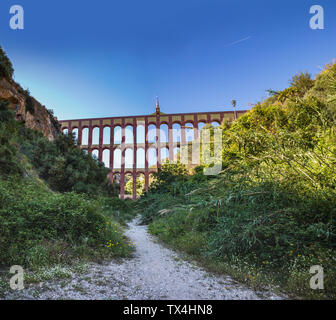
59, 100, 247, 199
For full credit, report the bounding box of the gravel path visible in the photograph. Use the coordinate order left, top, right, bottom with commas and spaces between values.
4, 217, 284, 300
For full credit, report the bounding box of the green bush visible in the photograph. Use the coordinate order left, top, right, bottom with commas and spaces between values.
97, 196, 137, 226
0, 47, 14, 79
21, 130, 117, 196
0, 177, 133, 268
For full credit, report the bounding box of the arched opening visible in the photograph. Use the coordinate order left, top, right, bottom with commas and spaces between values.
211, 121, 220, 128
161, 147, 169, 163
149, 173, 157, 188
124, 172, 134, 198
173, 147, 180, 162
198, 122, 206, 138
137, 148, 145, 169
62, 128, 68, 135
125, 148, 134, 169
102, 149, 110, 168
160, 124, 169, 143
72, 128, 78, 141
185, 122, 194, 142
173, 123, 181, 143
125, 125, 133, 144
113, 149, 121, 169
148, 124, 156, 144
148, 147, 157, 168
82, 128, 89, 145
136, 172, 146, 197
92, 127, 100, 145
92, 149, 99, 160
103, 127, 111, 144
137, 125, 145, 144
113, 173, 121, 184
114, 126, 122, 144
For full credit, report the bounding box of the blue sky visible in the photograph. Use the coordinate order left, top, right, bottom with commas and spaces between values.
0, 0, 335, 120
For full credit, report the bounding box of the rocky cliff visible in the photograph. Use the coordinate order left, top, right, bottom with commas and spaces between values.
0, 77, 60, 140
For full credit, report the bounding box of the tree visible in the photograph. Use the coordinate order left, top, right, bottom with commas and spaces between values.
125, 178, 145, 196
149, 161, 189, 194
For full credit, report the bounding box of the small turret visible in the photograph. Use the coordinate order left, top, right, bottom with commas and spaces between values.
155, 96, 160, 115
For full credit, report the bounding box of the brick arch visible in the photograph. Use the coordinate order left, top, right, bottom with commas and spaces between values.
211, 119, 221, 124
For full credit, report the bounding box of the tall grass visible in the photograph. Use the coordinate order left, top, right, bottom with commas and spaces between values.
137, 64, 336, 299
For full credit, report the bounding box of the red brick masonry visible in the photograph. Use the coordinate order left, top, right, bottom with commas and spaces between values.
60, 108, 247, 199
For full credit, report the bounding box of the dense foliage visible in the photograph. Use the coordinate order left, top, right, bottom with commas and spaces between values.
137, 64, 336, 299
0, 46, 14, 79
0, 177, 133, 268
22, 132, 118, 195
0, 98, 118, 196
0, 74, 133, 272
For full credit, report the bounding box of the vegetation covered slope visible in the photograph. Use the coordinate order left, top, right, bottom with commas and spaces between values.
0, 49, 136, 282
0, 99, 135, 269
137, 64, 336, 299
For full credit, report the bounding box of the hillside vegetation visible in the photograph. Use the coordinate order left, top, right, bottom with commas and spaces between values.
0, 49, 135, 293
0, 101, 134, 269
137, 63, 336, 299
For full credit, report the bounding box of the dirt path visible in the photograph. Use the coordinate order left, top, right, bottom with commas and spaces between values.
5, 217, 284, 300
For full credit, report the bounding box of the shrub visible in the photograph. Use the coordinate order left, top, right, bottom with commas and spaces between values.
0, 177, 133, 267
149, 161, 189, 195
0, 47, 14, 79
22, 131, 116, 196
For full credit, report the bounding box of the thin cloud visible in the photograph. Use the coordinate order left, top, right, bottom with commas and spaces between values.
224, 36, 252, 47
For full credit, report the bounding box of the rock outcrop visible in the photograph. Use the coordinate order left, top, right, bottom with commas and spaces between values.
0, 77, 60, 140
